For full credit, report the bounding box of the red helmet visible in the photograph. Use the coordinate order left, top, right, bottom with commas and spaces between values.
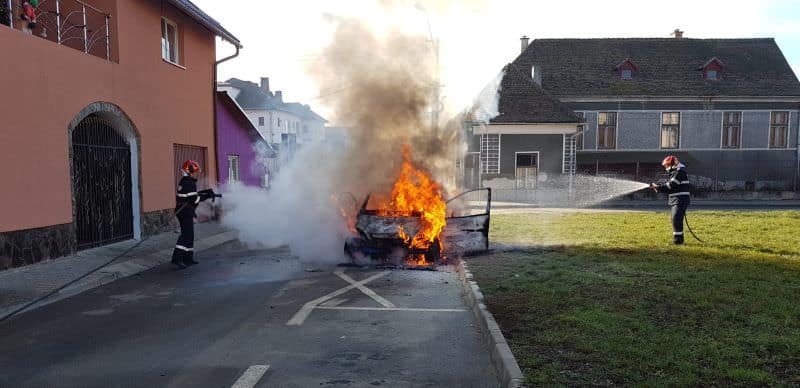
661, 155, 678, 167
181, 160, 201, 174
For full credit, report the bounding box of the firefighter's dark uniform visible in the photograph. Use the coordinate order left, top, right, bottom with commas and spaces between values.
655, 164, 691, 244
172, 175, 201, 266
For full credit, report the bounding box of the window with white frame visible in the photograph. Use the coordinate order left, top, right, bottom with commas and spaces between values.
227, 155, 240, 182
480, 134, 500, 174
769, 111, 789, 148
661, 112, 680, 149
161, 18, 180, 64
258, 117, 265, 126
722, 112, 741, 148
598, 112, 617, 149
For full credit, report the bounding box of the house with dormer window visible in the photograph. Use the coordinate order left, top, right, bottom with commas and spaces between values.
465, 34, 800, 192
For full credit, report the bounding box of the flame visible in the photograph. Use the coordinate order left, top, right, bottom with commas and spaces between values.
378, 145, 447, 250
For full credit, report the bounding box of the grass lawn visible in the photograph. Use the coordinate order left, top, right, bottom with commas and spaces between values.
467, 210, 800, 386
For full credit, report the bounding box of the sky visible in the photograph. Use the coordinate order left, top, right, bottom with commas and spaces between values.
194, 0, 800, 124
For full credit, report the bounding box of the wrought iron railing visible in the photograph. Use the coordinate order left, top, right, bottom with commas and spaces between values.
2, 0, 113, 61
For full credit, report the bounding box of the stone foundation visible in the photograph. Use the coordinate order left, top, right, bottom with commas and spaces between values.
142, 209, 176, 237
0, 224, 76, 270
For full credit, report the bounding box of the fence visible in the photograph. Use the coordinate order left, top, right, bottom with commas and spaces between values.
2, 0, 112, 61
577, 160, 798, 192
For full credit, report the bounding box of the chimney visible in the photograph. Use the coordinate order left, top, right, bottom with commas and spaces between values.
520, 35, 529, 53
671, 29, 684, 39
274, 91, 283, 103
260, 77, 271, 94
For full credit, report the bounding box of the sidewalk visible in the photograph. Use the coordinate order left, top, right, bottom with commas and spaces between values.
0, 222, 238, 320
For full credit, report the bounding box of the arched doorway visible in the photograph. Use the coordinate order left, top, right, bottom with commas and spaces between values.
69, 103, 141, 249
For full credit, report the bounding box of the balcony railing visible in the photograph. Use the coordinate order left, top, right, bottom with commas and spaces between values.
1, 0, 113, 61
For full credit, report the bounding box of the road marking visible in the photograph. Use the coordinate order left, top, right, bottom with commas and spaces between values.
335, 270, 396, 308
231, 365, 270, 388
316, 306, 466, 312
286, 271, 390, 326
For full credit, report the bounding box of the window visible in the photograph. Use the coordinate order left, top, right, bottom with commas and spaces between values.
161, 18, 179, 64
621, 69, 632, 79
661, 112, 681, 149
722, 112, 741, 148
769, 111, 789, 148
575, 112, 585, 150
597, 112, 617, 149
706, 70, 718, 80
258, 117, 265, 127
227, 155, 240, 182
277, 118, 281, 127
479, 134, 500, 174
515, 152, 538, 189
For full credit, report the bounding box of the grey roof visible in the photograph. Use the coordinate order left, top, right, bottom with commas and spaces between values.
491, 63, 580, 123
168, 0, 241, 47
226, 78, 278, 110
224, 78, 327, 123
515, 38, 800, 97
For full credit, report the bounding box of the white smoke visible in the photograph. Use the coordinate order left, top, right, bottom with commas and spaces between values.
221, 142, 350, 263
469, 70, 504, 123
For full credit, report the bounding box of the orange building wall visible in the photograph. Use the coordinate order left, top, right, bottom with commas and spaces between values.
0, 0, 217, 233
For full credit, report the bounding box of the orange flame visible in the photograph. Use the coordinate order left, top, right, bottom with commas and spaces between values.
378, 145, 447, 250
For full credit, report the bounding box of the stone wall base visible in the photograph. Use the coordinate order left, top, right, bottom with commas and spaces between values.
0, 224, 76, 270
142, 209, 176, 237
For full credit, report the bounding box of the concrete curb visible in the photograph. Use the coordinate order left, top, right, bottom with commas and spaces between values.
2, 230, 239, 318
456, 259, 525, 388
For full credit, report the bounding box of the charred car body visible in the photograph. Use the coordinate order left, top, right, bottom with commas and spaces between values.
344, 188, 491, 265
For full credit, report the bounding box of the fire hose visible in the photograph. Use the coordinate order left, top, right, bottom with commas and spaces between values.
684, 214, 705, 244
0, 190, 222, 323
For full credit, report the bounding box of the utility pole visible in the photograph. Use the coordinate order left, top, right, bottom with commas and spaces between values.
417, 2, 442, 133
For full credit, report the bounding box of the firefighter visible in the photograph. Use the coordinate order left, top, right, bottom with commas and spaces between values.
650, 155, 691, 244
172, 160, 207, 269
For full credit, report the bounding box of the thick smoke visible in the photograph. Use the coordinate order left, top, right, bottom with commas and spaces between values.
222, 14, 465, 262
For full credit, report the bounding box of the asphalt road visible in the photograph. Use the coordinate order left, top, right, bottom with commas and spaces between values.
0, 242, 498, 388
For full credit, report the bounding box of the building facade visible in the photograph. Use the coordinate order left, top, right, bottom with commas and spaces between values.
468, 35, 800, 192
220, 78, 327, 148
0, 0, 240, 269
216, 91, 276, 188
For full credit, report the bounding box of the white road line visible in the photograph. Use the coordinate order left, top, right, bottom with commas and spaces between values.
335, 270, 396, 308
286, 271, 390, 326
231, 365, 270, 388
316, 306, 467, 312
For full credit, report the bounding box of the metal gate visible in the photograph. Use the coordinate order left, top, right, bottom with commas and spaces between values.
72, 114, 133, 249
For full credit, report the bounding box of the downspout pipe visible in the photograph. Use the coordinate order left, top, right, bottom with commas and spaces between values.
212, 40, 241, 187
795, 104, 800, 192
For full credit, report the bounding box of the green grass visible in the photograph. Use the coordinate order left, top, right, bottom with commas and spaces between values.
467, 210, 800, 386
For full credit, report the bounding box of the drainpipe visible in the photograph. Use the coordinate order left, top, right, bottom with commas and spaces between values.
796, 106, 800, 192
213, 40, 241, 187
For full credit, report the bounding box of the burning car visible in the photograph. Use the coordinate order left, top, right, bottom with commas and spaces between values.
341, 145, 491, 268
343, 188, 491, 267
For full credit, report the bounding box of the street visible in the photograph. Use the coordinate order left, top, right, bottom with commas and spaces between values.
0, 242, 498, 388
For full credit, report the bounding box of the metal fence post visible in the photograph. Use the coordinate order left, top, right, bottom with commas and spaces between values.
81, 4, 87, 52
55, 0, 61, 43
6, 0, 12, 28
104, 15, 110, 60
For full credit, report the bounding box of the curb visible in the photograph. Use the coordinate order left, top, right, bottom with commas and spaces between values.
457, 259, 525, 388
1, 230, 238, 318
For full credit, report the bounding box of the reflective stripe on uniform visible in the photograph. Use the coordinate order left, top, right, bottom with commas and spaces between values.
177, 192, 198, 198
194, 196, 201, 204
175, 245, 194, 252
673, 232, 684, 235
669, 192, 690, 196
